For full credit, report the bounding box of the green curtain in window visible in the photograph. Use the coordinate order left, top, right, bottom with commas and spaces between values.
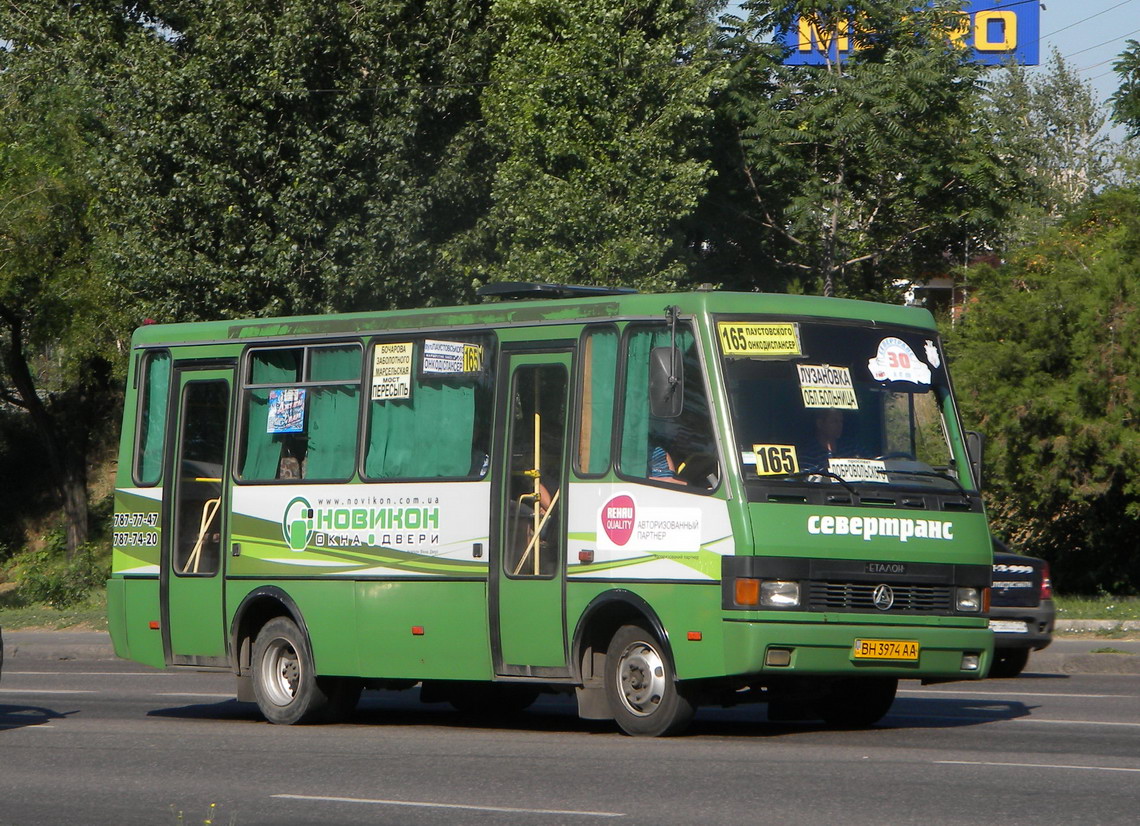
241, 351, 300, 480
583, 329, 617, 475
309, 346, 360, 381
138, 352, 171, 485
306, 388, 359, 479
366, 381, 475, 478
620, 328, 693, 477
306, 348, 362, 479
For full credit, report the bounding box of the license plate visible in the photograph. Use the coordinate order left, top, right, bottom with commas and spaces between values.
852, 639, 920, 660
989, 620, 1029, 634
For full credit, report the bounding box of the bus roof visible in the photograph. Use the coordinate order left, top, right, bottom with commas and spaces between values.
129, 290, 937, 349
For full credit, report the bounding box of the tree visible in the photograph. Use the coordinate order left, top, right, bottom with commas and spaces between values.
1110, 38, 1140, 139
459, 0, 723, 291
948, 188, 1140, 594
90, 0, 498, 321
695, 0, 1028, 298
0, 77, 120, 554
988, 49, 1115, 236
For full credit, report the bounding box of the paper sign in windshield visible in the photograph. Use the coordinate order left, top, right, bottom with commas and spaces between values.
372, 342, 413, 400
828, 458, 888, 483
867, 338, 932, 385
798, 364, 858, 409
423, 340, 483, 374
718, 321, 802, 357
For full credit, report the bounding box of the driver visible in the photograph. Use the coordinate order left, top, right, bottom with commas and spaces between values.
800, 408, 854, 471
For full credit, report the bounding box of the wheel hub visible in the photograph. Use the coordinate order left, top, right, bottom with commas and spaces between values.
617, 642, 666, 717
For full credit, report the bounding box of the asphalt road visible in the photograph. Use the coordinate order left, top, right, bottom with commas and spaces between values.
1, 659, 1137, 825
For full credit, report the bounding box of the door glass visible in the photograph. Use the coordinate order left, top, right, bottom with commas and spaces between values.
505, 365, 567, 579
173, 380, 229, 576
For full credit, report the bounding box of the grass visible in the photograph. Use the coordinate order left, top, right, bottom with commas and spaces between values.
1054, 595, 1140, 622
0, 585, 108, 631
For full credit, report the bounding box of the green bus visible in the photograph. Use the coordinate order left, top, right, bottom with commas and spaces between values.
108, 284, 993, 736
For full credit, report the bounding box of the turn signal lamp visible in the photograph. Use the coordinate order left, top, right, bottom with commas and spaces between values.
735, 577, 761, 607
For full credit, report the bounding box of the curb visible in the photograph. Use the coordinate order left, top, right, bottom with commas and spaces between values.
4, 631, 117, 662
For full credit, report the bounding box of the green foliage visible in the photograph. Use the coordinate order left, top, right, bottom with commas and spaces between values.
66, 0, 498, 320
462, 0, 722, 290
988, 50, 1115, 237
1111, 39, 1140, 139
11, 532, 110, 609
949, 188, 1140, 595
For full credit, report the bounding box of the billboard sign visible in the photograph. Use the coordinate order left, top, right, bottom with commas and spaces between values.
781, 1, 1040, 66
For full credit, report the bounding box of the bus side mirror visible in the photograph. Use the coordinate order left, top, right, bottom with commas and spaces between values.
649, 346, 684, 418
966, 430, 985, 490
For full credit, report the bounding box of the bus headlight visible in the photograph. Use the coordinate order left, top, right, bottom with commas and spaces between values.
760, 580, 801, 608
956, 587, 983, 612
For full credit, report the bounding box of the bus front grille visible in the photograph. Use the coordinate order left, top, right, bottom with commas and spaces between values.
808, 582, 954, 613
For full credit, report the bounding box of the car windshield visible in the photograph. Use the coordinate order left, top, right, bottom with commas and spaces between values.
717, 317, 970, 494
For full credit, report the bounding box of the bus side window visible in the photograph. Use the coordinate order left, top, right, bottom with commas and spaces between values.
576, 326, 618, 476
363, 336, 495, 480
618, 325, 717, 489
238, 345, 362, 482
134, 350, 172, 486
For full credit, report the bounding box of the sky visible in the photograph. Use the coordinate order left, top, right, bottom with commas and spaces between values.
1035, 0, 1140, 113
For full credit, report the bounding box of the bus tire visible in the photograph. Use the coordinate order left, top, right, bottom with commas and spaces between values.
604, 624, 695, 737
252, 616, 330, 725
815, 677, 897, 728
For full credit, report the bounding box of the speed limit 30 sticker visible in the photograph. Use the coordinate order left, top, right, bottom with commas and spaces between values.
867, 337, 932, 385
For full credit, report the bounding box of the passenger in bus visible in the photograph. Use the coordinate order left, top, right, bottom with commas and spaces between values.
649, 445, 687, 485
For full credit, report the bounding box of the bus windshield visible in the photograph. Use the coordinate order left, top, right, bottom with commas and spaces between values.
718, 318, 969, 495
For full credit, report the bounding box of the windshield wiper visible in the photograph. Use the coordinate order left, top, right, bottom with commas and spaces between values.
881, 468, 973, 503
782, 470, 859, 497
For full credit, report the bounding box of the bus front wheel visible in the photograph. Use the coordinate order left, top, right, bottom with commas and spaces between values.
252, 616, 341, 724
604, 624, 695, 737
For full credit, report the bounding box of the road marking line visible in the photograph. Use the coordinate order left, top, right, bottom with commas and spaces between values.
272, 794, 624, 817
155, 693, 233, 699
938, 761, 1140, 774
892, 714, 1140, 728
0, 725, 56, 730
6, 671, 172, 677
902, 689, 1133, 699
0, 689, 96, 695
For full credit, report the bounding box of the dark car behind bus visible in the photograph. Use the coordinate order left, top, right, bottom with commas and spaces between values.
989, 538, 1055, 677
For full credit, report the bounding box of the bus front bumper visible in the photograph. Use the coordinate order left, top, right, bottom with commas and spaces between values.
722, 618, 994, 681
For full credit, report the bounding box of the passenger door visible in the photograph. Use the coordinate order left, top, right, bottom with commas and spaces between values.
162, 365, 234, 666
492, 350, 572, 678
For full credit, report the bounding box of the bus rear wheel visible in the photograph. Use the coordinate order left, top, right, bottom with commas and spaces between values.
604, 624, 695, 737
252, 616, 341, 724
